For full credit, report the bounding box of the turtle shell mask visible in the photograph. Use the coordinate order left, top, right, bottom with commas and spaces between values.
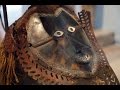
26, 7, 98, 77
0, 5, 119, 85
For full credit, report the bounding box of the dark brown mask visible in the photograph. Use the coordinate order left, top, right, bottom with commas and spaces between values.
26, 8, 98, 78
1, 5, 119, 85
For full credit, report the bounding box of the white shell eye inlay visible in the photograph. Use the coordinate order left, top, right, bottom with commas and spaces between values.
68, 26, 76, 32
54, 31, 64, 37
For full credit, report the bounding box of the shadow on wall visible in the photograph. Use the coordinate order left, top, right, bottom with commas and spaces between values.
94, 5, 104, 29
97, 5, 120, 44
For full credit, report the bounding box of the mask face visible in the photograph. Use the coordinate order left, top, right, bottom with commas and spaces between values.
26, 8, 98, 78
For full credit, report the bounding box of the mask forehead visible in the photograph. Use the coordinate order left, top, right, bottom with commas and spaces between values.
39, 7, 80, 36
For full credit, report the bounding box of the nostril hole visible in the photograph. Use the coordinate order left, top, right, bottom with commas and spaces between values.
85, 54, 91, 60
85, 54, 88, 58
76, 49, 82, 54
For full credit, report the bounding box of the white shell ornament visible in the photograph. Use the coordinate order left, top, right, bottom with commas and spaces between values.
54, 31, 64, 37
68, 26, 76, 32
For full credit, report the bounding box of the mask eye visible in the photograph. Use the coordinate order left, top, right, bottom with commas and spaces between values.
68, 26, 76, 32
54, 31, 64, 37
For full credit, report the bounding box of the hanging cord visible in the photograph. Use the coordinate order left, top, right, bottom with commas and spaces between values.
2, 5, 8, 32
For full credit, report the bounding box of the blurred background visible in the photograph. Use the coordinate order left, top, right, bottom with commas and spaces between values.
0, 5, 120, 82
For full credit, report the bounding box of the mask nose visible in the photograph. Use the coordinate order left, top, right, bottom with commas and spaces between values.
76, 47, 84, 54
75, 47, 92, 64
67, 34, 92, 64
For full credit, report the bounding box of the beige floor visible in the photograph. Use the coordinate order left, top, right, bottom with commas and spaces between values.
103, 44, 120, 82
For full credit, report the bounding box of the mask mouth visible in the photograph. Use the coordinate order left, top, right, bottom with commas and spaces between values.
75, 51, 92, 64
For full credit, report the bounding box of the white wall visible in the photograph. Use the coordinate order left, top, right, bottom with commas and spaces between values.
0, 5, 30, 41
1, 5, 30, 26
94, 5, 120, 44
102, 5, 120, 43
71, 5, 82, 16
64, 5, 82, 17
1, 5, 22, 26
94, 5, 104, 29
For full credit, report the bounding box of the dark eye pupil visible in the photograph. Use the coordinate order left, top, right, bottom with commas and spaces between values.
57, 32, 61, 35
70, 28, 73, 31
54, 31, 64, 37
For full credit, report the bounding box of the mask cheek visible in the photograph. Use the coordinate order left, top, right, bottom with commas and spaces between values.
58, 39, 66, 47
36, 40, 56, 58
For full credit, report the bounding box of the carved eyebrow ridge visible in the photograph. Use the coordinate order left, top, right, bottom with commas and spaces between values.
32, 37, 53, 48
